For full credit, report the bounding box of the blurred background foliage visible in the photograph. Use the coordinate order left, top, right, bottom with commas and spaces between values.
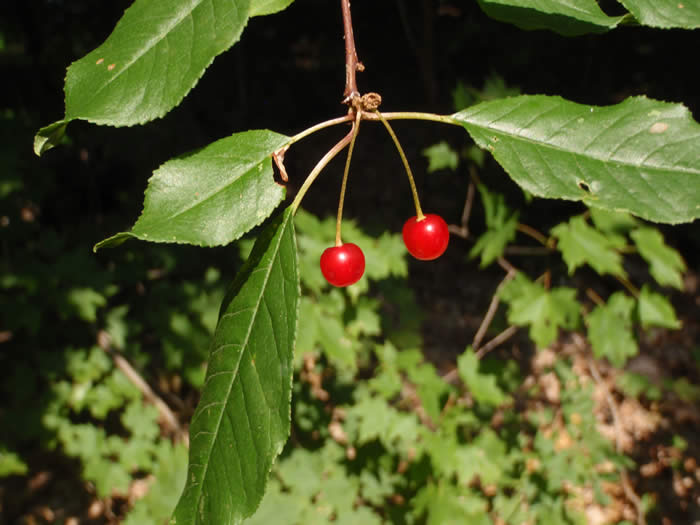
1, 0, 699, 523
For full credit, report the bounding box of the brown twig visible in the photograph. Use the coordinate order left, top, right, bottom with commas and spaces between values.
473, 268, 517, 351
449, 179, 476, 238
441, 325, 519, 385
341, 0, 363, 106
516, 223, 551, 247
587, 358, 646, 525
504, 246, 552, 256
496, 256, 517, 274
97, 330, 184, 441
474, 325, 519, 359
616, 275, 640, 298
586, 288, 605, 307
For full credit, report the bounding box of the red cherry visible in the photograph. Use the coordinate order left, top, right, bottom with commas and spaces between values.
320, 243, 365, 287
402, 214, 449, 260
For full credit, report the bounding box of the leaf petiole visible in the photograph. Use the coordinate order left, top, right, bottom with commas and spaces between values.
281, 111, 460, 214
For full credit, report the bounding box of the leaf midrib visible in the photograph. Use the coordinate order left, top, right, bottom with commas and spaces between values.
455, 105, 700, 176
188, 212, 289, 520
144, 159, 269, 228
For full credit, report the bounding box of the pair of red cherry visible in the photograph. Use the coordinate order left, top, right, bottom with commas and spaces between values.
320, 213, 449, 287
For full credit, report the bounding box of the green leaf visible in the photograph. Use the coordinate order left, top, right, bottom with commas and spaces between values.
618, 0, 700, 28
631, 227, 686, 289
413, 481, 489, 525
422, 142, 459, 173
457, 347, 507, 406
616, 372, 661, 400
33, 120, 68, 156
453, 96, 700, 224
65, 287, 107, 322
96, 130, 288, 250
0, 446, 28, 476
469, 184, 519, 267
171, 208, 299, 525
124, 442, 188, 525
587, 292, 637, 367
551, 215, 626, 277
671, 378, 700, 402
589, 207, 638, 235
638, 285, 681, 329
476, 0, 625, 36
35, 0, 295, 154
249, 0, 295, 16
499, 273, 579, 348
454, 429, 510, 486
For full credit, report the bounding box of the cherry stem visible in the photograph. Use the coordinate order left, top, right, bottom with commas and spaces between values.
375, 110, 424, 220
335, 111, 362, 246
282, 112, 458, 151
291, 128, 354, 214
278, 112, 459, 214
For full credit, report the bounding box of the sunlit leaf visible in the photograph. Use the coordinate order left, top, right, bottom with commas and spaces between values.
35, 0, 296, 154
453, 96, 700, 224
123, 441, 188, 525
469, 184, 518, 267
499, 273, 579, 348
413, 481, 490, 525
551, 215, 626, 277
587, 292, 637, 367
476, 0, 625, 36
631, 227, 686, 289
457, 347, 507, 406
589, 207, 638, 234
171, 208, 298, 525
95, 130, 288, 250
250, 0, 295, 16
638, 285, 681, 330
618, 0, 700, 28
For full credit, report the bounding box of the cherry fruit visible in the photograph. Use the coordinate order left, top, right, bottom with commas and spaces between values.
320, 243, 365, 287
402, 214, 449, 260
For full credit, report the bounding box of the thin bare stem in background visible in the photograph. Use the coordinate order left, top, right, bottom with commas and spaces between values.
475, 326, 519, 359
97, 331, 184, 443
449, 180, 475, 238
473, 269, 517, 350
497, 256, 517, 274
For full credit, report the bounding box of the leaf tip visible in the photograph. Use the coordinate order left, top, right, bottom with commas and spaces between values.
93, 232, 134, 252
34, 120, 69, 156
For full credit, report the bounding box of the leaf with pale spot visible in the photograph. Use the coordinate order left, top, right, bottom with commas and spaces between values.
35, 0, 296, 155
453, 96, 700, 224
618, 0, 700, 29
